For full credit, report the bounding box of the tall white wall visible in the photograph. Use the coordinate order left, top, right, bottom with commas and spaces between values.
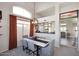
0, 6, 12, 53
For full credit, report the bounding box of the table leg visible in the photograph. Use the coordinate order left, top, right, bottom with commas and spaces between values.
36, 46, 39, 56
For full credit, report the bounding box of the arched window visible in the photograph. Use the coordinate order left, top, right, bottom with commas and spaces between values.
13, 6, 32, 19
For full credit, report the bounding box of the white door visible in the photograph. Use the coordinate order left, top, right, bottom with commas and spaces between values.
17, 23, 23, 47
23, 23, 30, 36
60, 18, 78, 47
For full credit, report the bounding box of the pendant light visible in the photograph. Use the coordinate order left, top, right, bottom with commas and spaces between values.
32, 2, 38, 24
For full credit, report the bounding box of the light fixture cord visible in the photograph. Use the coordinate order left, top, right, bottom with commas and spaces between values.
34, 2, 35, 19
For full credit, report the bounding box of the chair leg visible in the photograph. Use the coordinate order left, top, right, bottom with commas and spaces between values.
22, 46, 25, 51
28, 50, 35, 56
33, 52, 36, 56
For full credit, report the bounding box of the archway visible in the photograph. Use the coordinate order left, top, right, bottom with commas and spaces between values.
13, 6, 32, 19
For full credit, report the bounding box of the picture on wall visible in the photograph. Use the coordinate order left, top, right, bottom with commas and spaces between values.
0, 10, 2, 20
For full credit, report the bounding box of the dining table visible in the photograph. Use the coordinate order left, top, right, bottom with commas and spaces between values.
23, 37, 49, 56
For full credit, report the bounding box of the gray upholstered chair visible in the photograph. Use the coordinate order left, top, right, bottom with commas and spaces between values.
22, 38, 28, 51
26, 39, 37, 55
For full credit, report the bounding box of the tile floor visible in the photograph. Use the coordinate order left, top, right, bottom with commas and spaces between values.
0, 47, 30, 56
0, 46, 79, 56
54, 45, 79, 56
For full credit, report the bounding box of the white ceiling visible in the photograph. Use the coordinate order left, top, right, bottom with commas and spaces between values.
35, 2, 61, 18
0, 2, 34, 15
35, 2, 58, 12
36, 6, 55, 18
0, 2, 79, 18
36, 2, 79, 18
60, 2, 79, 8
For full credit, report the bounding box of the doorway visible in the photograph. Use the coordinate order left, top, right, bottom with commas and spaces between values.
9, 15, 30, 50
9, 15, 17, 50
60, 10, 78, 48
17, 20, 30, 47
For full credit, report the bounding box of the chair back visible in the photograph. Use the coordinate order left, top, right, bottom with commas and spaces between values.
27, 39, 35, 51
22, 38, 28, 47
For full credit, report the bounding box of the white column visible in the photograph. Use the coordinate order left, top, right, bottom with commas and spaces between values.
77, 5, 79, 51
54, 4, 60, 47
77, 10, 79, 51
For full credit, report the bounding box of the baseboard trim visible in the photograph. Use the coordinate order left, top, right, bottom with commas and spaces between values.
0, 49, 9, 53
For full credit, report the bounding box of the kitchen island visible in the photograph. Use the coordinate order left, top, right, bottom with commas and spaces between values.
23, 33, 55, 56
